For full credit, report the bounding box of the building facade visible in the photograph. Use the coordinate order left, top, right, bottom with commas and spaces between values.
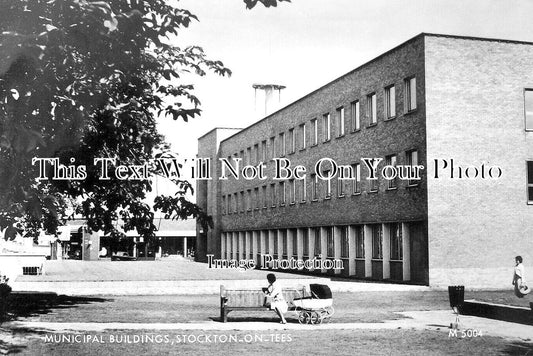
197, 33, 533, 288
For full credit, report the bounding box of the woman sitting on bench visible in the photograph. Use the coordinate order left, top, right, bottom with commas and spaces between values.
264, 273, 288, 324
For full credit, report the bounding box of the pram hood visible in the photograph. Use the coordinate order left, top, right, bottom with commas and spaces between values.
310, 284, 332, 299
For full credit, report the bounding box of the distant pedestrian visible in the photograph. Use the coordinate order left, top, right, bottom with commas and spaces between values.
512, 256, 530, 298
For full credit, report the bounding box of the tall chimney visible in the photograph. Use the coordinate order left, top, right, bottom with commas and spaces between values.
253, 83, 286, 118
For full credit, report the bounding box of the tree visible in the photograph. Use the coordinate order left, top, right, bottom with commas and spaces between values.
244, 0, 290, 9
0, 0, 290, 244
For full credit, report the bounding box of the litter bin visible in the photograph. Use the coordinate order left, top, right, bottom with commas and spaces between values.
448, 285, 465, 311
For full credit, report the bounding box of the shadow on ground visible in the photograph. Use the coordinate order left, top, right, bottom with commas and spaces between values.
500, 341, 533, 355
2, 292, 109, 322
0, 327, 49, 355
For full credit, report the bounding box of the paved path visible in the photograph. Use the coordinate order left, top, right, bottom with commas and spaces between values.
6, 311, 533, 342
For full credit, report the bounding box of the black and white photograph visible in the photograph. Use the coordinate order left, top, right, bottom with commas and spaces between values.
1, 0, 533, 355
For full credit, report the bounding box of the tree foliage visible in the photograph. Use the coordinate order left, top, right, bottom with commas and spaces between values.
243, 0, 291, 9
0, 0, 236, 240
0, 0, 289, 242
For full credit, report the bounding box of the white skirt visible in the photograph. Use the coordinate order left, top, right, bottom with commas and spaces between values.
270, 299, 288, 313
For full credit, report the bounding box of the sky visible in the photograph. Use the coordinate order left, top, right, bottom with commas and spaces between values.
152, 0, 533, 199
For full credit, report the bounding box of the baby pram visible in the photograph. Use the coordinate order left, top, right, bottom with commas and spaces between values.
291, 284, 334, 324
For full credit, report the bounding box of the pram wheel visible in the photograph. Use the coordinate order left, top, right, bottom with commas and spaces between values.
298, 311, 311, 324
325, 306, 334, 316
310, 311, 321, 324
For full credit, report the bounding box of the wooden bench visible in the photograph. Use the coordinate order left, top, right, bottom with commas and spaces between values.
220, 285, 305, 322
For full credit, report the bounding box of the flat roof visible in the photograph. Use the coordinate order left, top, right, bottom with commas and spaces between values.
197, 127, 243, 141
217, 32, 533, 145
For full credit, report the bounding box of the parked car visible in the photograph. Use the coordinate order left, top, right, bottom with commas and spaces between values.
111, 252, 137, 261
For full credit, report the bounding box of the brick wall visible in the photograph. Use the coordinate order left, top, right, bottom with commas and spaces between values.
425, 35, 533, 287
197, 128, 241, 259
218, 35, 428, 232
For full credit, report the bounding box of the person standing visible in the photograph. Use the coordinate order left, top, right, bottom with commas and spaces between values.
513, 256, 530, 298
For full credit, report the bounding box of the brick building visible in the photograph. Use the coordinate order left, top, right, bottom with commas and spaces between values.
196, 33, 533, 288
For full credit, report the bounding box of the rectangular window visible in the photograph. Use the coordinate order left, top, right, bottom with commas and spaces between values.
303, 229, 309, 257
289, 179, 296, 204
313, 228, 321, 256
311, 174, 318, 200
367, 93, 377, 125
254, 144, 259, 164
222, 196, 226, 215
239, 150, 244, 163
299, 178, 307, 202
278, 132, 285, 156
385, 85, 396, 119
311, 118, 318, 146
337, 176, 345, 197
390, 223, 403, 260
355, 226, 364, 258
527, 161, 533, 204
370, 177, 379, 192
273, 231, 278, 256
326, 227, 334, 258
323, 113, 331, 142
299, 123, 306, 150
340, 226, 349, 258
406, 150, 419, 186
254, 187, 259, 209
240, 191, 245, 212
526, 89, 533, 131
385, 154, 397, 189
246, 147, 251, 165
279, 181, 286, 206
233, 193, 238, 213
337, 107, 345, 137
282, 230, 287, 256
323, 170, 331, 198
261, 140, 267, 162
288, 128, 295, 154
372, 224, 383, 259
270, 183, 276, 207
269, 136, 276, 159
227, 195, 232, 214
262, 185, 267, 208
351, 163, 361, 194
405, 77, 417, 112
290, 229, 297, 257
351, 100, 360, 131
249, 234, 254, 259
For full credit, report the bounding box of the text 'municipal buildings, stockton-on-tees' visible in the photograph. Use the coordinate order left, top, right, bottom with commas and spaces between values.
197, 33, 533, 288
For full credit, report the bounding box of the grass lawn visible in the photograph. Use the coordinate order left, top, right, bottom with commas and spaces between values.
16, 259, 319, 282
6, 328, 532, 356
7, 290, 531, 324
3, 290, 533, 355
8, 291, 453, 324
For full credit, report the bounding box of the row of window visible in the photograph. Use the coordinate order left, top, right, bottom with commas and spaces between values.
221, 150, 419, 214
227, 77, 417, 166
223, 223, 403, 261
